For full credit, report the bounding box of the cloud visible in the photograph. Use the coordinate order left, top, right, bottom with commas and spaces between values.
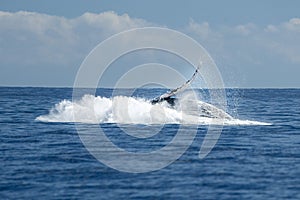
185, 19, 224, 57
77, 12, 149, 31
186, 18, 300, 64
0, 11, 299, 87
185, 19, 300, 87
0, 11, 152, 67
260, 18, 300, 64
0, 11, 155, 86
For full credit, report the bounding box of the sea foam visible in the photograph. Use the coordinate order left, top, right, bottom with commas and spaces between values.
36, 94, 271, 125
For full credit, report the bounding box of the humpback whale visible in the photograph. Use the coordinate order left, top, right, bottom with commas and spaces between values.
151, 66, 200, 106
150, 96, 177, 106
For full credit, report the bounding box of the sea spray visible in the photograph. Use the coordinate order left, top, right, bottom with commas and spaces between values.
36, 94, 271, 125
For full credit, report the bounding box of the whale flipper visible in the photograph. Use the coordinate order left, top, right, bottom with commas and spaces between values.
151, 65, 200, 106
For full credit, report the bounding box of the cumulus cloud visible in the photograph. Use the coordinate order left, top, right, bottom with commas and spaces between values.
186, 18, 300, 65
185, 18, 300, 64
261, 18, 300, 64
185, 18, 300, 87
0, 11, 299, 87
0, 11, 152, 67
0, 11, 156, 86
234, 23, 257, 36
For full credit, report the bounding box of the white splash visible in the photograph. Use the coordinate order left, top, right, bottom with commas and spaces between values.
36, 94, 271, 125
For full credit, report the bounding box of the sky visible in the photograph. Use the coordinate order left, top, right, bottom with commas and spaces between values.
0, 0, 300, 88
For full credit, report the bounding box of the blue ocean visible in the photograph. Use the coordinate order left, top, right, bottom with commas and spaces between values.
1, 87, 299, 199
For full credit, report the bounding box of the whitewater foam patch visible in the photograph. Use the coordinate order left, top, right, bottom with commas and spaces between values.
36, 94, 271, 125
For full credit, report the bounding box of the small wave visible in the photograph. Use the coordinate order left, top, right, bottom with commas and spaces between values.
36, 94, 271, 126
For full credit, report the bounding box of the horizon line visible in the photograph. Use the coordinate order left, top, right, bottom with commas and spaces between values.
1, 85, 300, 89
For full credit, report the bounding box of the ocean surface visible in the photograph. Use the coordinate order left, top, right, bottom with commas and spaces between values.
0, 87, 299, 199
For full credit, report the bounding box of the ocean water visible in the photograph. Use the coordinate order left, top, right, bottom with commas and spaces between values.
0, 87, 299, 199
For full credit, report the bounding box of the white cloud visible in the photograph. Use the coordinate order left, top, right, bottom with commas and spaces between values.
77, 11, 149, 31
285, 18, 300, 31
261, 19, 300, 64
185, 19, 224, 55
264, 25, 278, 33
185, 19, 300, 87
0, 11, 299, 87
1, 11, 299, 68
186, 18, 300, 65
234, 23, 257, 36
0, 11, 152, 67
187, 19, 211, 39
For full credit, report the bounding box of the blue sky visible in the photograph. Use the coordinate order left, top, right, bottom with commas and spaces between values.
0, 0, 300, 87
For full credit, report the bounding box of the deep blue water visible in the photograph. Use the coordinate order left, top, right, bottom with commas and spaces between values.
0, 87, 299, 199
